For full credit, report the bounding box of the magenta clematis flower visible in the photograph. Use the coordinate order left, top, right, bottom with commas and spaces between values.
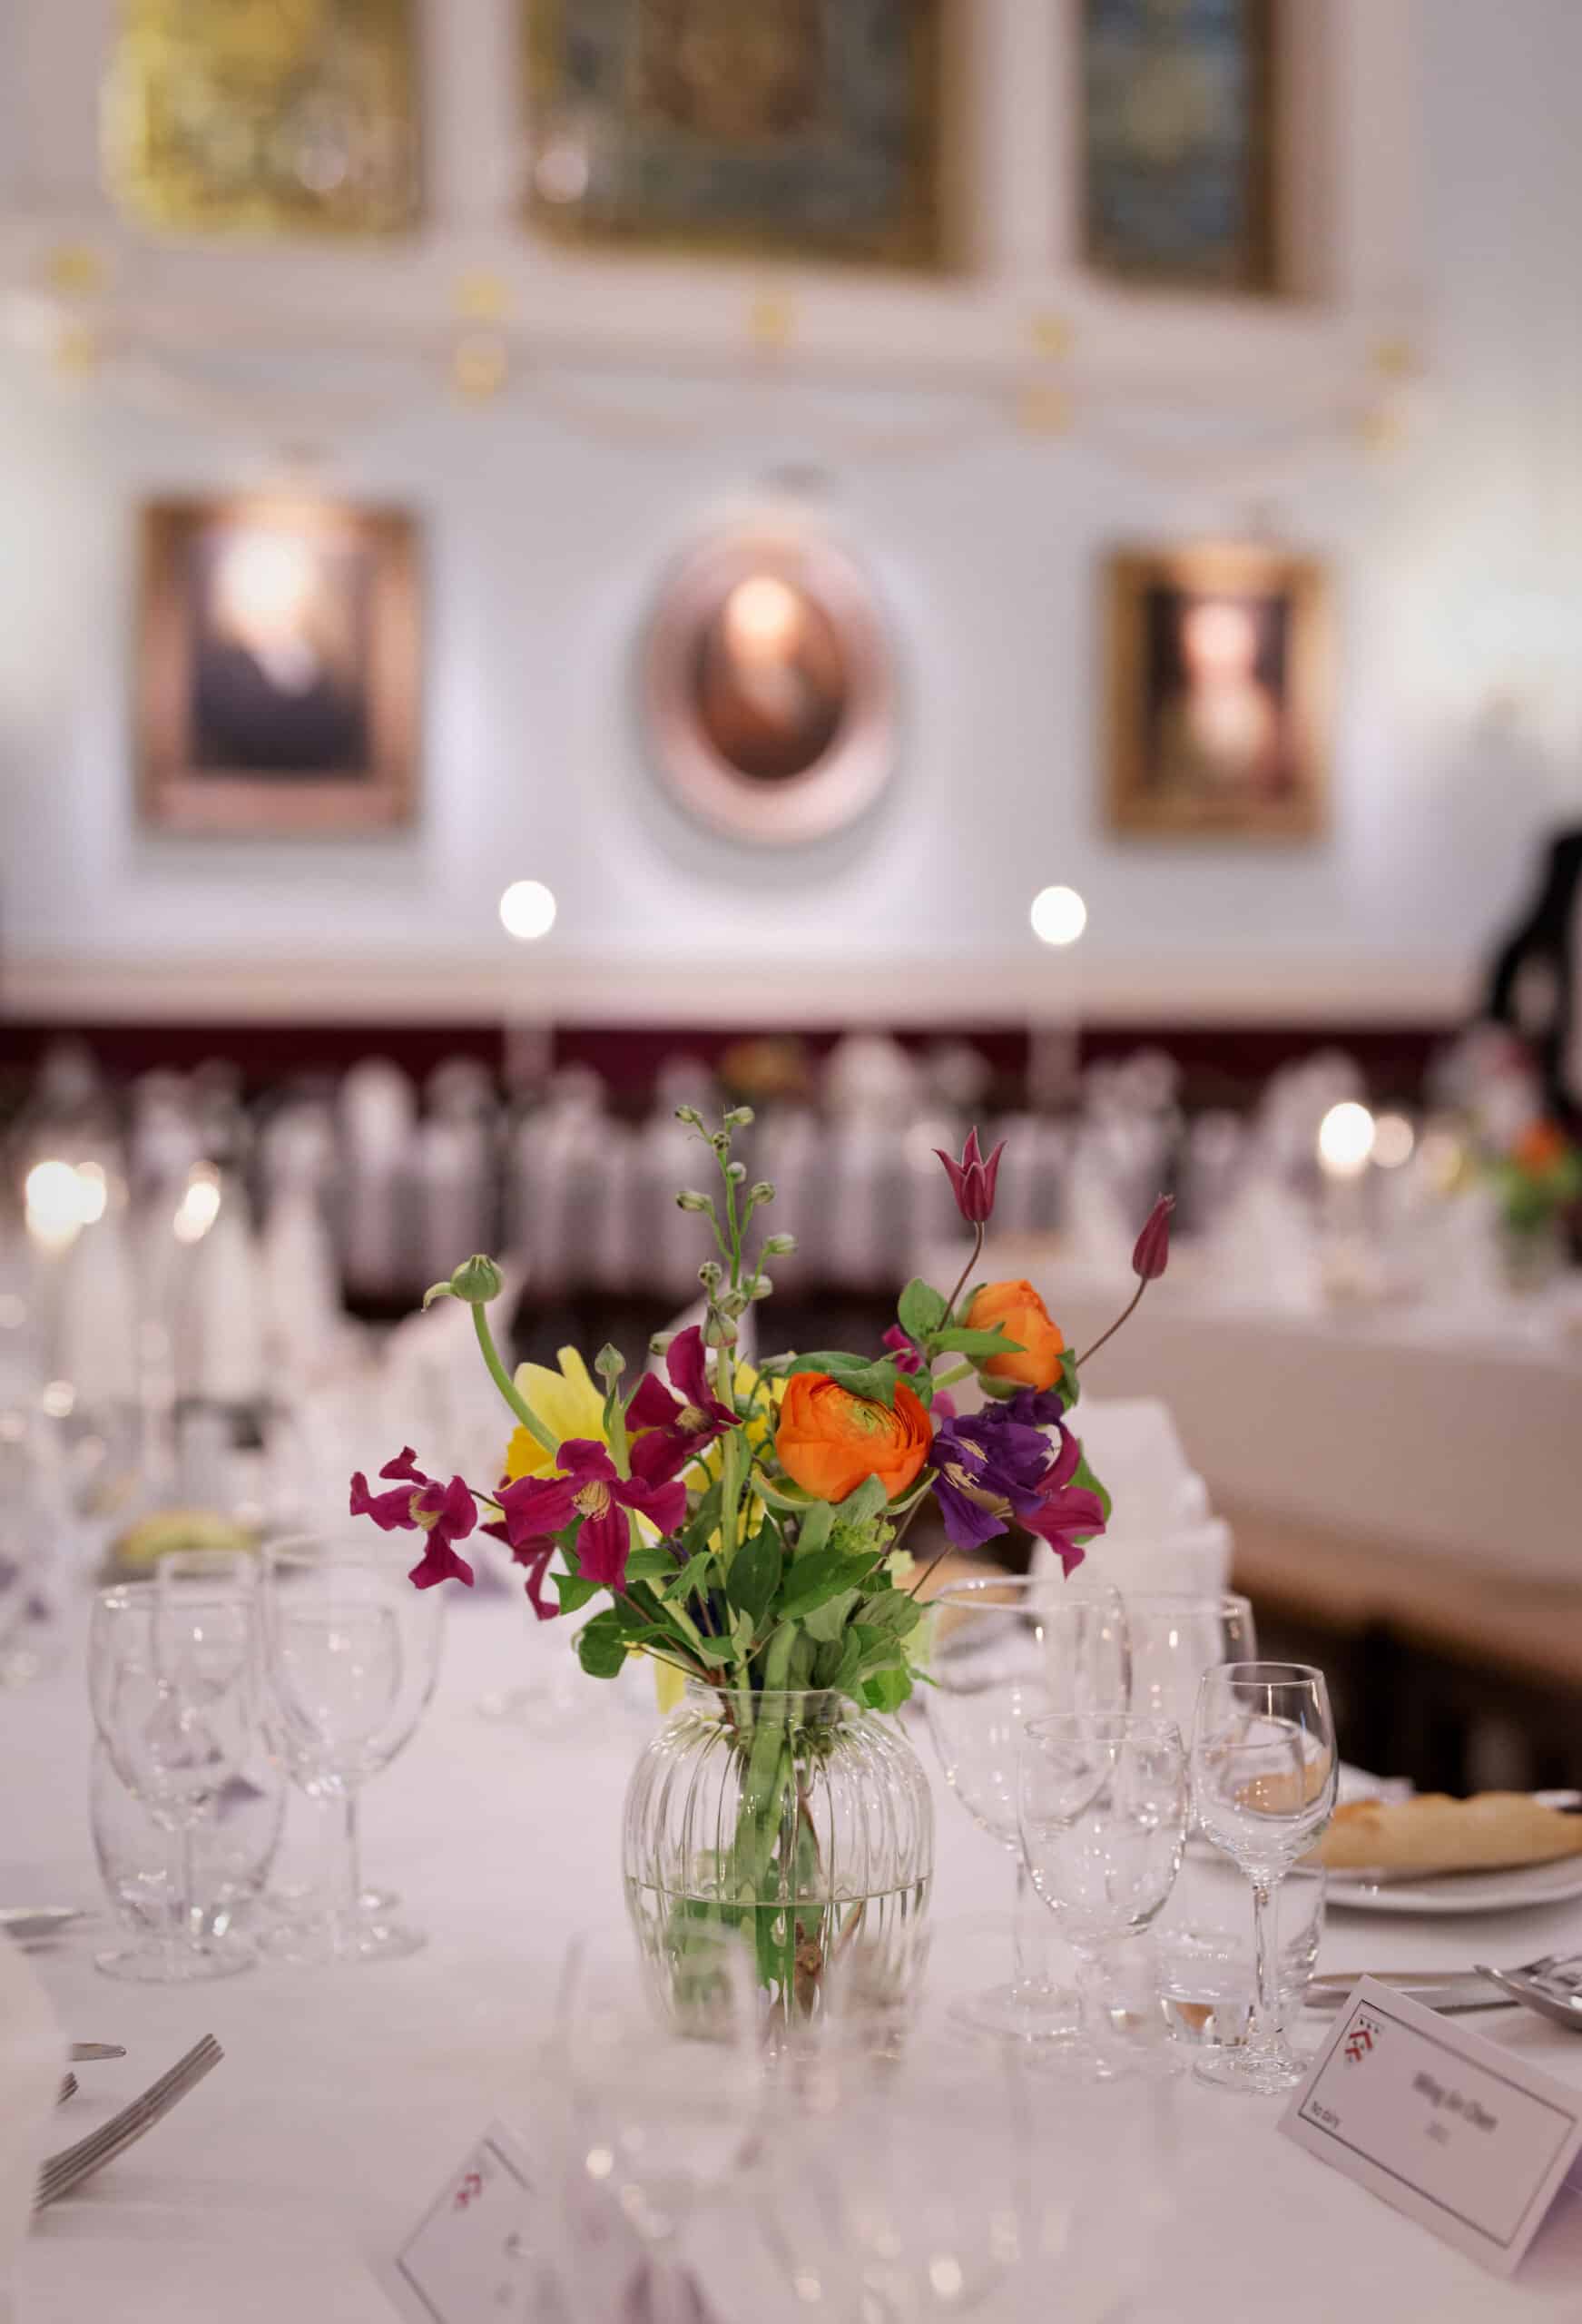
1021, 1425, 1107, 1579
349, 1448, 479, 1590
494, 1439, 686, 1594
1131, 1194, 1174, 1283
934, 1128, 1006, 1226
625, 1326, 737, 1484
881, 1324, 925, 1376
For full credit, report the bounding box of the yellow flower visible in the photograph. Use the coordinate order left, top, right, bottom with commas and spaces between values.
502, 1346, 606, 1481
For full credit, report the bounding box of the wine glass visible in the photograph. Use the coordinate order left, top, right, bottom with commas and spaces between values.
543, 1930, 762, 2324
1190, 1661, 1337, 2093
1017, 1711, 1189, 2080
923, 1577, 1130, 2039
87, 1581, 260, 1981
260, 1534, 442, 1964
1122, 1593, 1256, 1746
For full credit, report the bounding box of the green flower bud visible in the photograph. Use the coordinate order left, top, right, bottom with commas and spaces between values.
649, 1332, 674, 1358
725, 1159, 747, 1183
710, 1130, 731, 1153
750, 1181, 775, 1205
724, 1105, 755, 1128
762, 1233, 797, 1256
716, 1287, 749, 1318
697, 1259, 723, 1291
446, 1254, 504, 1305
676, 1189, 712, 1213
750, 1275, 774, 1299
594, 1343, 626, 1382
673, 1105, 704, 1128
704, 1315, 738, 1347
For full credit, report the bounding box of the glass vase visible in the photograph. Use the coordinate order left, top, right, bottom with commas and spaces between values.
624, 1684, 933, 2034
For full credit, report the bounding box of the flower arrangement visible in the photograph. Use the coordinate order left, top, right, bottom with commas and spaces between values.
1489, 1118, 1582, 1243
349, 1110, 1173, 1704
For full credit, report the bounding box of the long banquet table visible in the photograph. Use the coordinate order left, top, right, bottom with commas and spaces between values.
8, 1597, 1582, 2320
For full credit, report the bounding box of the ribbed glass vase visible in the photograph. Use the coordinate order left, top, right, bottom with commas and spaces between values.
624, 1684, 934, 2032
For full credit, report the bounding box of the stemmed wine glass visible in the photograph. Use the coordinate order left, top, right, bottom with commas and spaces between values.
88, 1581, 260, 1981
1122, 1593, 1257, 1748
260, 1534, 442, 1964
923, 1578, 1130, 2039
1017, 1711, 1189, 2080
1190, 1661, 1337, 2093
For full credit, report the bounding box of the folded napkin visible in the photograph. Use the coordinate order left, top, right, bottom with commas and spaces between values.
0, 1933, 64, 2311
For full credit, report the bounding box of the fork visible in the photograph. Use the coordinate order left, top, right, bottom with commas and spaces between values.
34, 2034, 223, 2211
1473, 1952, 1582, 2033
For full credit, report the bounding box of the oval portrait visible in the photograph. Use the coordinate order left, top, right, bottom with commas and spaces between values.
642, 528, 895, 844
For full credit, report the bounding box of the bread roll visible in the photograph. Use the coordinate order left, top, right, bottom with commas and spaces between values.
1314, 1793, 1582, 1876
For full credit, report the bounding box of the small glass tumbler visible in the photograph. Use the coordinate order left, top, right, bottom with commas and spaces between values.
1153, 1856, 1326, 2053
91, 1736, 285, 1974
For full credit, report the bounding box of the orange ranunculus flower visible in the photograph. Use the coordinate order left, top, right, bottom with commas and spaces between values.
775, 1374, 932, 1504
966, 1278, 1065, 1390
1515, 1119, 1567, 1174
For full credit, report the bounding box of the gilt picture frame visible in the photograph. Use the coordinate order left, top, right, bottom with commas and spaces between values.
137, 498, 420, 836
1104, 542, 1331, 842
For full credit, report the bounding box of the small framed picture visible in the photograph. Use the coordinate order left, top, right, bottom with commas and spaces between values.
1104, 542, 1331, 841
138, 498, 419, 835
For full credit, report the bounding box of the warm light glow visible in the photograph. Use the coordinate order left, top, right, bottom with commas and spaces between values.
74, 1160, 108, 1223
40, 1380, 75, 1419
498, 879, 557, 941
722, 575, 802, 658
214, 528, 317, 645
1317, 1101, 1377, 1179
25, 1158, 89, 1249
1029, 885, 1088, 946
173, 1167, 222, 1246
1371, 1112, 1416, 1170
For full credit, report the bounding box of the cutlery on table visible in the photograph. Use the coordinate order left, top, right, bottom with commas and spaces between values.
56, 2074, 78, 2107
34, 2034, 224, 2211
69, 2043, 126, 2063
0, 1908, 84, 1944
1473, 1953, 1582, 2032
1306, 1971, 1517, 2014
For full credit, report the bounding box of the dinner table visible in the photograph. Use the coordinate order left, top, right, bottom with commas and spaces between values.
7, 1590, 1582, 2321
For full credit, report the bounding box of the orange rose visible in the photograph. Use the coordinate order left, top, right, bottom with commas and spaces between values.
1515, 1120, 1567, 1174
966, 1278, 1065, 1390
774, 1374, 932, 1504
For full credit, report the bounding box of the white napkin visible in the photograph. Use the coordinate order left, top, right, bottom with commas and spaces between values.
54, 1206, 139, 1407
1033, 1396, 1233, 1596
0, 1933, 64, 2312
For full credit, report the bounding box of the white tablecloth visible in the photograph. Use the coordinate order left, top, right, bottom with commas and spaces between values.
8, 1600, 1582, 2321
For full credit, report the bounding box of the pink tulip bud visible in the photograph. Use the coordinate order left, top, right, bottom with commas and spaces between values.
934, 1127, 1007, 1226
1131, 1195, 1174, 1282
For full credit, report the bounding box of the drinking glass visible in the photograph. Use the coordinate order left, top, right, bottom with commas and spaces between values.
1190, 1661, 1337, 2093
543, 1930, 762, 2324
260, 1534, 442, 1963
91, 1734, 285, 1970
1017, 1711, 1189, 2080
1123, 1593, 1257, 1749
923, 1577, 1130, 2039
87, 1581, 260, 1981
1154, 1857, 1326, 2053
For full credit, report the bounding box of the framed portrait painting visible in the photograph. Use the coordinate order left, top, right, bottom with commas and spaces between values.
1104, 543, 1330, 841
1080, 0, 1276, 292
641, 527, 896, 846
138, 498, 419, 835
523, 0, 948, 268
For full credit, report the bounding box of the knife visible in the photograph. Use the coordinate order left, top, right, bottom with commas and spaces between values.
1305, 1971, 1516, 2014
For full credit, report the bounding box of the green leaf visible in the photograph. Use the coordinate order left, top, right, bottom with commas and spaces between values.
928, 1327, 1024, 1358
664, 1550, 715, 1602
623, 1546, 677, 1583
898, 1278, 948, 1342
861, 1664, 915, 1714
725, 1526, 782, 1626
729, 1608, 756, 1658
777, 1549, 872, 1621
748, 1471, 820, 1517
801, 1587, 859, 1643
791, 1500, 835, 1559
840, 1473, 890, 1529
1070, 1452, 1112, 1524
1057, 1345, 1081, 1411
783, 1354, 900, 1407
553, 1572, 602, 1614
575, 1610, 628, 1679
863, 1590, 926, 1640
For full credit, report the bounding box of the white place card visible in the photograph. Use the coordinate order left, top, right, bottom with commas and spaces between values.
379, 2121, 542, 2322
1280, 1975, 1582, 2278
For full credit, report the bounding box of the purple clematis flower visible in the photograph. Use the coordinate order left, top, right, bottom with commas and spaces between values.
493, 1440, 686, 1595
626, 1326, 737, 1484
998, 1384, 1068, 1430
349, 1448, 480, 1590
1021, 1425, 1107, 1579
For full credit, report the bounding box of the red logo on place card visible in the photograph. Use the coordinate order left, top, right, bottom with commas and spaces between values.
452, 2169, 485, 2211
1345, 2024, 1376, 2065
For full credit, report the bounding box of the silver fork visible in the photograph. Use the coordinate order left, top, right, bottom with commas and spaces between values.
34, 2034, 223, 2211
1473, 1953, 1582, 2033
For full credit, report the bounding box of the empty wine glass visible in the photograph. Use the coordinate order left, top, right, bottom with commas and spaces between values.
544, 1929, 762, 2324
88, 1581, 260, 1981
1123, 1593, 1256, 1747
260, 1533, 442, 1964
91, 1733, 285, 1966
923, 1578, 1130, 2039
1190, 1661, 1337, 2093
1018, 1711, 1188, 2081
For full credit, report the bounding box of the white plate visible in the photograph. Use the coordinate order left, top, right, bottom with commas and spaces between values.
1326, 1854, 1582, 1917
